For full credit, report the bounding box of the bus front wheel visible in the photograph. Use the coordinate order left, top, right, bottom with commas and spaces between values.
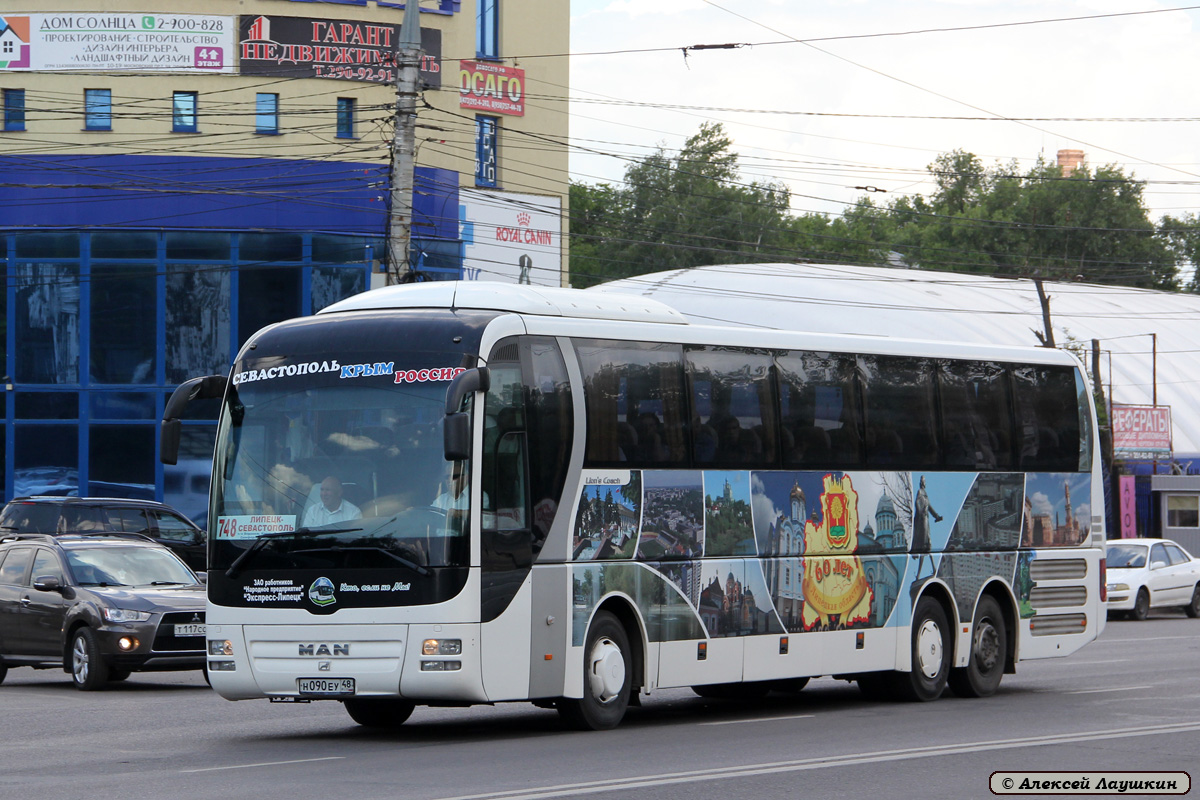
343, 698, 415, 728
559, 610, 631, 731
895, 596, 951, 702
948, 595, 1007, 698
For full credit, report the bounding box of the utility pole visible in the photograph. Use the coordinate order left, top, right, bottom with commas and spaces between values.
386, 0, 422, 284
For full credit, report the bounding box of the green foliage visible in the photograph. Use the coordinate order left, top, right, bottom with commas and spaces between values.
570, 131, 1184, 291
569, 123, 795, 287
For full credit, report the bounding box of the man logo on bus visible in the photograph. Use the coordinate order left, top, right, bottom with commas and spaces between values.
309, 577, 336, 607
801, 474, 872, 630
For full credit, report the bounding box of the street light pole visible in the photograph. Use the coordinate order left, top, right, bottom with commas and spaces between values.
386, 0, 422, 285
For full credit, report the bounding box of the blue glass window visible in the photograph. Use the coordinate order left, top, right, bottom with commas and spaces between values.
476, 0, 498, 59
475, 116, 498, 188
173, 91, 197, 132
3, 88, 25, 131
337, 97, 355, 139
256, 93, 279, 134
84, 89, 111, 131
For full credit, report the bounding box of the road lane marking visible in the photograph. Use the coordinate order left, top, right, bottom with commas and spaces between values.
700, 714, 815, 726
433, 722, 1200, 800
182, 756, 345, 773
1066, 685, 1154, 694
1100, 635, 1199, 643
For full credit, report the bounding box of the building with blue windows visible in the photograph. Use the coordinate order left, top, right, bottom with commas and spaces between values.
0, 1, 569, 516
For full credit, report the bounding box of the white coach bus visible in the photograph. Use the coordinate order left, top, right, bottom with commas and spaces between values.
162, 282, 1106, 730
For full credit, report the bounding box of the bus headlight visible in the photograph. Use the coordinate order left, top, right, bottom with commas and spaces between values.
422, 639, 462, 656
209, 639, 234, 656
421, 660, 462, 671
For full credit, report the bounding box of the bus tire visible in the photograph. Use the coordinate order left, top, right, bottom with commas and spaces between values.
894, 596, 950, 702
948, 595, 1006, 698
343, 698, 415, 728
559, 611, 631, 731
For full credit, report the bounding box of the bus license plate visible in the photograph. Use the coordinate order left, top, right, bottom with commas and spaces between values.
298, 678, 355, 696
174, 624, 206, 636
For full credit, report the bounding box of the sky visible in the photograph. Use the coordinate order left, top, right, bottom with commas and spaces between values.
565, 0, 1200, 221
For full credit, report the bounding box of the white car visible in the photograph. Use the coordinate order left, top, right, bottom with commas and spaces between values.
1106, 538, 1200, 620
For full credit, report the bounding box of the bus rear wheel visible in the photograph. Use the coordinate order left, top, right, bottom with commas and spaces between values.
894, 596, 951, 702
559, 610, 631, 731
948, 595, 1006, 698
343, 698, 415, 728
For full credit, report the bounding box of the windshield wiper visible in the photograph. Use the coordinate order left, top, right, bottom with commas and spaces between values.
291, 545, 432, 576
225, 525, 363, 578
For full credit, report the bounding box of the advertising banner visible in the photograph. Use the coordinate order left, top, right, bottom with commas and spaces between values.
239, 15, 441, 86
0, 13, 233, 72
1112, 404, 1172, 460
461, 191, 561, 286
1119, 475, 1137, 538
459, 60, 524, 116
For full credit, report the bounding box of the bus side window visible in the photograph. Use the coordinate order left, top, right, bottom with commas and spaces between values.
575, 339, 687, 468
1012, 365, 1080, 472
685, 346, 777, 468
860, 355, 938, 469
938, 360, 1012, 470
777, 350, 863, 470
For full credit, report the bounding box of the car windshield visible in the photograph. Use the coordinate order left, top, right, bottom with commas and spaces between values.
67, 546, 197, 587
210, 350, 472, 572
1107, 544, 1148, 568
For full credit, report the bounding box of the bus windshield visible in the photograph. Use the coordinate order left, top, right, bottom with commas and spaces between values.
210, 350, 472, 575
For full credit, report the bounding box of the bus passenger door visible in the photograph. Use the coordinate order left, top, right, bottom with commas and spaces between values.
478, 347, 534, 701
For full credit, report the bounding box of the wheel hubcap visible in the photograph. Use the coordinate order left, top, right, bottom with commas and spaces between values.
974, 619, 1000, 672
916, 619, 943, 679
587, 637, 625, 704
72, 638, 89, 682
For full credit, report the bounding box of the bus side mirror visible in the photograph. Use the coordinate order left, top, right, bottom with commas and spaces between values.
161, 375, 228, 465
444, 367, 490, 461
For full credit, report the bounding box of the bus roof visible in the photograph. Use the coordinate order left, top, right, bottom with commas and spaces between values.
319, 282, 688, 325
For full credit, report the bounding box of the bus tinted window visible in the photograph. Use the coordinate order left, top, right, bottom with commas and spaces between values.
685, 346, 777, 467
860, 355, 938, 468
1012, 365, 1080, 472
939, 360, 1013, 470
575, 340, 687, 468
777, 351, 863, 469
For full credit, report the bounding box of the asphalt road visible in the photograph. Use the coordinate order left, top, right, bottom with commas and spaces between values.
2, 611, 1196, 800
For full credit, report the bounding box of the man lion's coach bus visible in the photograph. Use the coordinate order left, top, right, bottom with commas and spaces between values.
161, 282, 1106, 730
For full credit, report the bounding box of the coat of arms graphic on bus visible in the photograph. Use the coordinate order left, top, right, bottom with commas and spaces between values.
801, 474, 873, 630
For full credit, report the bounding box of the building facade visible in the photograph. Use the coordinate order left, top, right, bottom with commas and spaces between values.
0, 0, 569, 514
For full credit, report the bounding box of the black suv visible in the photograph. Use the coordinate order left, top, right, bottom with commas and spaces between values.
0, 497, 205, 572
0, 533, 206, 690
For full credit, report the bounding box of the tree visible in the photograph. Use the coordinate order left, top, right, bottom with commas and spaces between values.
569, 123, 795, 287
569, 131, 1181, 292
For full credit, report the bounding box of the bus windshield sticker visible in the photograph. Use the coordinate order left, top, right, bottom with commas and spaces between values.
392, 366, 465, 384
216, 514, 298, 540
232, 360, 342, 385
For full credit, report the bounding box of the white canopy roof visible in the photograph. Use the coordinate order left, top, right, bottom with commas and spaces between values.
593, 263, 1198, 458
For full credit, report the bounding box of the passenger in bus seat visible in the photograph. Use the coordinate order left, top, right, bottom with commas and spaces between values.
615, 422, 638, 461
634, 412, 669, 462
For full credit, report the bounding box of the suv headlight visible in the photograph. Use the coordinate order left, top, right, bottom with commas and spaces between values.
102, 608, 152, 623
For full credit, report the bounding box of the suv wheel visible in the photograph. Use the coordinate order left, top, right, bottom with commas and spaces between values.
0, 659, 8, 685
71, 628, 110, 691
